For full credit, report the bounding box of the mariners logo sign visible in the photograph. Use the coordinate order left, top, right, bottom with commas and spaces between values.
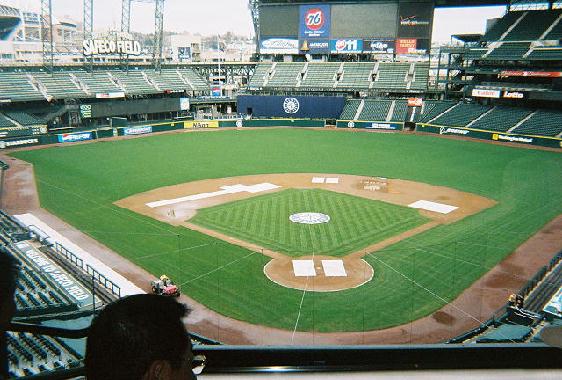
283, 98, 300, 114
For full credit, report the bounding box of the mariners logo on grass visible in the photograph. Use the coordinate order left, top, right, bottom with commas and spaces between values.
283, 98, 300, 114
289, 212, 330, 225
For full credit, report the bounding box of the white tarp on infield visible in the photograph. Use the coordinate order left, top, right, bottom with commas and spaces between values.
326, 177, 340, 184
408, 200, 458, 214
292, 260, 316, 277
311, 177, 325, 184
14, 213, 145, 296
322, 260, 347, 277
146, 183, 280, 208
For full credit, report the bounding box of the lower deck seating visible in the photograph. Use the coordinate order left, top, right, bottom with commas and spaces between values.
432, 103, 490, 127
469, 107, 533, 132
415, 101, 455, 123
359, 100, 392, 121
512, 110, 562, 137
340, 99, 361, 120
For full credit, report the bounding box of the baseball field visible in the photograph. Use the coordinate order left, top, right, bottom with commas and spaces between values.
10, 128, 562, 333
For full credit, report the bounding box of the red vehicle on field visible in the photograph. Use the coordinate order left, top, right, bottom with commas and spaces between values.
151, 275, 180, 297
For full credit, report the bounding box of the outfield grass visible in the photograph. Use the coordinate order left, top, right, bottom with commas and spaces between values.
191, 188, 429, 257
11, 129, 562, 332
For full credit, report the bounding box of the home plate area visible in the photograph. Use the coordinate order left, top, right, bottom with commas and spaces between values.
292, 259, 347, 277
264, 256, 374, 292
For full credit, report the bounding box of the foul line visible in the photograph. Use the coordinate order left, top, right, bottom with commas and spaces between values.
179, 250, 257, 286
292, 280, 309, 343
136, 243, 211, 260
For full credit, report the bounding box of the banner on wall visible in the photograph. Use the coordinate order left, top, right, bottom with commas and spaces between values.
237, 95, 345, 119
330, 39, 363, 53
395, 38, 417, 54
184, 120, 219, 129
299, 4, 331, 39
300, 39, 330, 54
259, 38, 299, 54
57, 132, 93, 143
363, 39, 395, 54
471, 89, 501, 98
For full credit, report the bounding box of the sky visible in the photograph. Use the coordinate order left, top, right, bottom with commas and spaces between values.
5, 0, 506, 41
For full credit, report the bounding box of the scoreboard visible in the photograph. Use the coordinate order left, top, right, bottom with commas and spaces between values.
258, 0, 434, 55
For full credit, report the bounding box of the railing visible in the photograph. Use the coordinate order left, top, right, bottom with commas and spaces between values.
53, 242, 121, 298
84, 264, 121, 297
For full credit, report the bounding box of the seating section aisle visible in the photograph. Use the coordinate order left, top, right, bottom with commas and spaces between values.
248, 63, 273, 88
512, 110, 562, 137
390, 100, 408, 122
469, 107, 533, 132
177, 68, 210, 91
338, 62, 373, 90
300, 63, 339, 89
4, 111, 43, 126
432, 103, 490, 127
486, 42, 531, 60
415, 100, 455, 123
71, 71, 121, 94
482, 11, 522, 41
503, 10, 562, 41
247, 62, 429, 92
374, 62, 410, 91
7, 244, 78, 318
340, 99, 361, 120
267, 63, 305, 88
359, 100, 392, 121
0, 72, 44, 102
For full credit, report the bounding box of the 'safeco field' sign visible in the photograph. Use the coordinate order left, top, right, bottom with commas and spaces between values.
83, 39, 141, 56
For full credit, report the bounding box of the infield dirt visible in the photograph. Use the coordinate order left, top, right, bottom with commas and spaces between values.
115, 173, 494, 292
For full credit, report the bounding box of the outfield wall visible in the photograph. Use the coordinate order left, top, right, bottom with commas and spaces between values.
1, 118, 560, 150
416, 124, 562, 150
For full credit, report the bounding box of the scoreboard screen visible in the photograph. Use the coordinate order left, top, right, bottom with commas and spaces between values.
331, 3, 397, 38
257, 1, 434, 55
259, 5, 299, 38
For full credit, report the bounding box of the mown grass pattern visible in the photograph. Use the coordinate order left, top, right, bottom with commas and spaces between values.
191, 188, 429, 257
11, 129, 562, 332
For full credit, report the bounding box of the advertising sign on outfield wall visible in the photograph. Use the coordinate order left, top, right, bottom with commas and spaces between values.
417, 124, 562, 149
123, 126, 152, 136
184, 120, 219, 129
57, 132, 93, 143
299, 4, 331, 39
0, 138, 40, 149
336, 120, 403, 130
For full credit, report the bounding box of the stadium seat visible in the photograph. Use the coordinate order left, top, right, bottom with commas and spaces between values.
468, 106, 533, 132
512, 110, 562, 137
432, 103, 491, 127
